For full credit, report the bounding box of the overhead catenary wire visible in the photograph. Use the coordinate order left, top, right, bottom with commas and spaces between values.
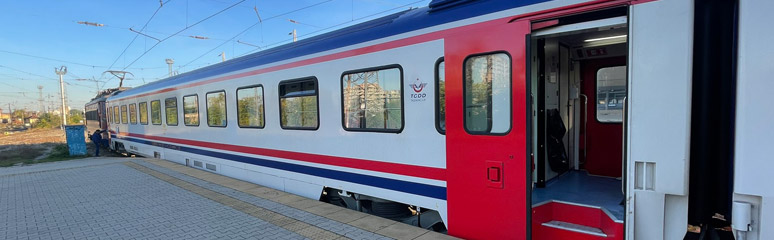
105, 0, 172, 72
177, 0, 334, 70
0, 49, 167, 70
121, 0, 247, 70
102, 0, 246, 90
237, 0, 425, 58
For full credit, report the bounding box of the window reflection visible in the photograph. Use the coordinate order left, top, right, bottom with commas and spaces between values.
596, 66, 626, 123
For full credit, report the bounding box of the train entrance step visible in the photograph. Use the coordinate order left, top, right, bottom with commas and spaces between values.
532, 200, 623, 240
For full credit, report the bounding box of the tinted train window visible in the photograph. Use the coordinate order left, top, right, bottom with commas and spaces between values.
129, 104, 137, 124
596, 66, 626, 123
436, 59, 445, 134
279, 78, 318, 130
463, 53, 511, 135
165, 97, 178, 126
139, 102, 148, 125
342, 66, 402, 132
151, 100, 161, 125
107, 107, 112, 124
183, 95, 199, 126
120, 105, 128, 124
113, 106, 119, 124
206, 91, 227, 127
237, 85, 265, 128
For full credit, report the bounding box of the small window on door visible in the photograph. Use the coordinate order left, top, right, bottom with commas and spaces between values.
463, 52, 511, 135
596, 66, 626, 123
436, 58, 446, 134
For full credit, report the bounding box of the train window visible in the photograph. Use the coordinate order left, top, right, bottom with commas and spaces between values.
463, 52, 511, 135
183, 95, 199, 126
596, 66, 626, 123
151, 100, 161, 125
120, 105, 128, 124
279, 78, 318, 130
107, 107, 112, 124
435, 58, 445, 134
165, 97, 178, 126
236, 85, 265, 128
139, 102, 148, 125
341, 65, 403, 132
113, 106, 119, 124
129, 104, 137, 124
206, 91, 227, 127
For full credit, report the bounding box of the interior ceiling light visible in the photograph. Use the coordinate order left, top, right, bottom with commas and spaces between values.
585, 35, 627, 42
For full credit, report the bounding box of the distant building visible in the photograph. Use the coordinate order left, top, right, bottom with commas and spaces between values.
24, 114, 39, 124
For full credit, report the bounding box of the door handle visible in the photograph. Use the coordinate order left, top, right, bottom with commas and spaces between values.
486, 161, 504, 189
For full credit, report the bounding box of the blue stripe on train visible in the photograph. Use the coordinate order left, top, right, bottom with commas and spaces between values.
113, 135, 447, 200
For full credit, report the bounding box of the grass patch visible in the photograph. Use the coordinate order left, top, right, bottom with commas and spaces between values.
37, 144, 90, 163
0, 143, 91, 167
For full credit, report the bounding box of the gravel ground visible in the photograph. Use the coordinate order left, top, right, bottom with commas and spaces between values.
0, 127, 123, 167
0, 128, 65, 145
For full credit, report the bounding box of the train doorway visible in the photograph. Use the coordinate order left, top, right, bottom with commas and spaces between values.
529, 10, 627, 240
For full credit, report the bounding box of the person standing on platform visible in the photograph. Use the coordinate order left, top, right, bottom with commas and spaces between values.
90, 130, 103, 157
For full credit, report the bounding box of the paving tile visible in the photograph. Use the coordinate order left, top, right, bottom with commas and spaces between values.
0, 158, 303, 240
304, 203, 347, 216
412, 231, 460, 240
325, 209, 371, 224
349, 215, 397, 232
375, 222, 429, 240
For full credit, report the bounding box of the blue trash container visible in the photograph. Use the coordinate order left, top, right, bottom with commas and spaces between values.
64, 125, 87, 156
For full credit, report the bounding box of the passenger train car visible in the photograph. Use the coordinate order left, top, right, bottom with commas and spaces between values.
99, 0, 773, 239
85, 87, 128, 140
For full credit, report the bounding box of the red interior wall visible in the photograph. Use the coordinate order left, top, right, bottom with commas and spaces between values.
581, 57, 625, 177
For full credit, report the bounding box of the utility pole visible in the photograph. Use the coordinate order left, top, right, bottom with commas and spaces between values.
219, 52, 226, 62
290, 29, 297, 42
165, 59, 175, 77
37, 85, 44, 113
55, 66, 67, 128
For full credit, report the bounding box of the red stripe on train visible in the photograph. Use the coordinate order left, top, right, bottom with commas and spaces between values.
124, 133, 447, 181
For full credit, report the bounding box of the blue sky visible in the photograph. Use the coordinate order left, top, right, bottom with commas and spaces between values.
0, 0, 430, 113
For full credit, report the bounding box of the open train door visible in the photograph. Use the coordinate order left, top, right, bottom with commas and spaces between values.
625, 0, 693, 239
445, 18, 531, 239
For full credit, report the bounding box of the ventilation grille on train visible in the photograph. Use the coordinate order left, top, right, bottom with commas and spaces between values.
205, 163, 217, 171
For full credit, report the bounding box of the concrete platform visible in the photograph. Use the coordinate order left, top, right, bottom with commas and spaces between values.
0, 157, 457, 240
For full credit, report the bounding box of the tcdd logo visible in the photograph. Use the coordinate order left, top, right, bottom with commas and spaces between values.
409, 78, 427, 102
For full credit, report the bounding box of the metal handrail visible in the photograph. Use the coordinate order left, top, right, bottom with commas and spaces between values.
580, 94, 588, 162
621, 97, 627, 194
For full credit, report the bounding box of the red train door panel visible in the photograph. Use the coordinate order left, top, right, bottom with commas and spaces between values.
445, 19, 530, 239
582, 57, 625, 177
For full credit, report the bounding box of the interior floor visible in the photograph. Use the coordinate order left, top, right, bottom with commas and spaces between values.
532, 170, 624, 221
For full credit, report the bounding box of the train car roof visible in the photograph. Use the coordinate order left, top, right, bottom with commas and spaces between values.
86, 87, 131, 106
111, 0, 547, 100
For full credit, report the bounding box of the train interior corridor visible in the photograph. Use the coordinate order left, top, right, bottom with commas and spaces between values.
529, 13, 627, 240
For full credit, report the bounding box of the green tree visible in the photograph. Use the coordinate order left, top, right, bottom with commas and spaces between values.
69, 109, 84, 124
11, 109, 25, 120
35, 113, 62, 128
